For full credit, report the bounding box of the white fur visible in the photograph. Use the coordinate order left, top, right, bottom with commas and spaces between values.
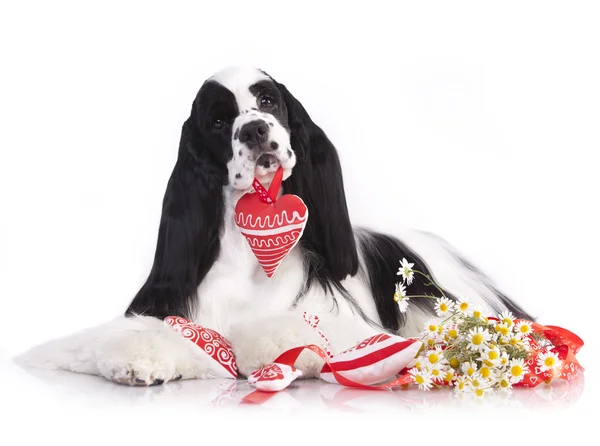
227, 108, 295, 190
15, 67, 504, 386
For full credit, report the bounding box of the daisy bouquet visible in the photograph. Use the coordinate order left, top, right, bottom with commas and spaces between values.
394, 258, 584, 397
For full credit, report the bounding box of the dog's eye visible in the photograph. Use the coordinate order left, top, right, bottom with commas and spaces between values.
260, 95, 275, 108
212, 119, 225, 130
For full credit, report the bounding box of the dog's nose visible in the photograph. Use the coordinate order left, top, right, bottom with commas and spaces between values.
238, 120, 269, 146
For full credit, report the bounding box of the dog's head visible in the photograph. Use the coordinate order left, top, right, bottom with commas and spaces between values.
190, 66, 296, 189
127, 66, 359, 319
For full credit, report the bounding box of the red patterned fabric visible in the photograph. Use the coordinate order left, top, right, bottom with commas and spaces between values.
517, 322, 584, 387
164, 316, 237, 379
247, 363, 303, 392
319, 334, 422, 385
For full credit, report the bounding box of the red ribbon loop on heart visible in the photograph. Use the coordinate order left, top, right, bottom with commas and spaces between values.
252, 167, 284, 204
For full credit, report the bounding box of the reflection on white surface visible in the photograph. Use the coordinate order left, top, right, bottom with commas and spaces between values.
4, 358, 584, 413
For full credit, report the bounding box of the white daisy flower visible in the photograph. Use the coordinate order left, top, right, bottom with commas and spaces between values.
461, 361, 479, 377
393, 282, 410, 313
467, 326, 492, 351
515, 320, 533, 336
397, 297, 410, 313
442, 369, 456, 383
425, 347, 447, 367
507, 335, 526, 348
480, 345, 502, 367
434, 296, 455, 317
393, 282, 406, 300
469, 373, 493, 397
456, 297, 471, 315
537, 351, 561, 373
424, 362, 446, 381
454, 375, 470, 393
494, 371, 514, 391
499, 310, 516, 327
424, 320, 441, 339
409, 367, 434, 391
444, 325, 459, 340
471, 306, 485, 320
498, 351, 510, 368
498, 377, 514, 392
494, 322, 511, 337
508, 358, 530, 383
397, 258, 415, 285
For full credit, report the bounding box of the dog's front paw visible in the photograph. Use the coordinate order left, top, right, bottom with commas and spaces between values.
96, 329, 185, 386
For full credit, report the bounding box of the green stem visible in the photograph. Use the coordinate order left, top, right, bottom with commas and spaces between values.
404, 294, 438, 300
413, 270, 447, 299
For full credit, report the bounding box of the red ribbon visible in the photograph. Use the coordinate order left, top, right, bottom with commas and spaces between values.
241, 344, 414, 404
252, 166, 284, 204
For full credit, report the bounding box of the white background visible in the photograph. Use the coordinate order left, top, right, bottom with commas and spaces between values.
1, 0, 599, 444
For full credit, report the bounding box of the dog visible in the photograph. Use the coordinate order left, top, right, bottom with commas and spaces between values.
16, 66, 532, 386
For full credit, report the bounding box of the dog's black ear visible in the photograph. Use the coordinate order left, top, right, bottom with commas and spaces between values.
126, 102, 226, 320
276, 82, 359, 285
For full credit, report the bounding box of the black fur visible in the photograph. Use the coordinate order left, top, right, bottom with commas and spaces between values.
125, 82, 236, 319
357, 229, 534, 332
275, 81, 359, 294
357, 230, 457, 332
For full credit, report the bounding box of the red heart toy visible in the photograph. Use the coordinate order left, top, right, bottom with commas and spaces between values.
235, 167, 308, 277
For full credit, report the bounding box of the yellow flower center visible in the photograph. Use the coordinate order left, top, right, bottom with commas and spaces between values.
448, 329, 458, 338
472, 334, 484, 345
544, 357, 556, 367
480, 367, 491, 378
473, 310, 481, 318
500, 326, 509, 336
501, 357, 508, 365
475, 388, 485, 397
467, 367, 476, 376
437, 326, 443, 334
488, 350, 499, 360
427, 339, 435, 347
458, 381, 465, 390
393, 294, 399, 302
520, 325, 530, 333
510, 337, 519, 346
511, 365, 523, 377
460, 302, 469, 311
495, 325, 501, 333
503, 317, 513, 326
428, 324, 437, 332
449, 358, 460, 369
472, 379, 481, 388
440, 303, 448, 312
428, 353, 439, 364
414, 361, 422, 370
500, 379, 510, 388
432, 369, 440, 376
444, 372, 454, 381
415, 375, 425, 384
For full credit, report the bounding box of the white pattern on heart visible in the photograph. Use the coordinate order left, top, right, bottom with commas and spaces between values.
236, 210, 307, 229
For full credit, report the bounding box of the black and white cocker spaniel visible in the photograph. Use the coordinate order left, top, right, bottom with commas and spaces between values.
17, 66, 532, 385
